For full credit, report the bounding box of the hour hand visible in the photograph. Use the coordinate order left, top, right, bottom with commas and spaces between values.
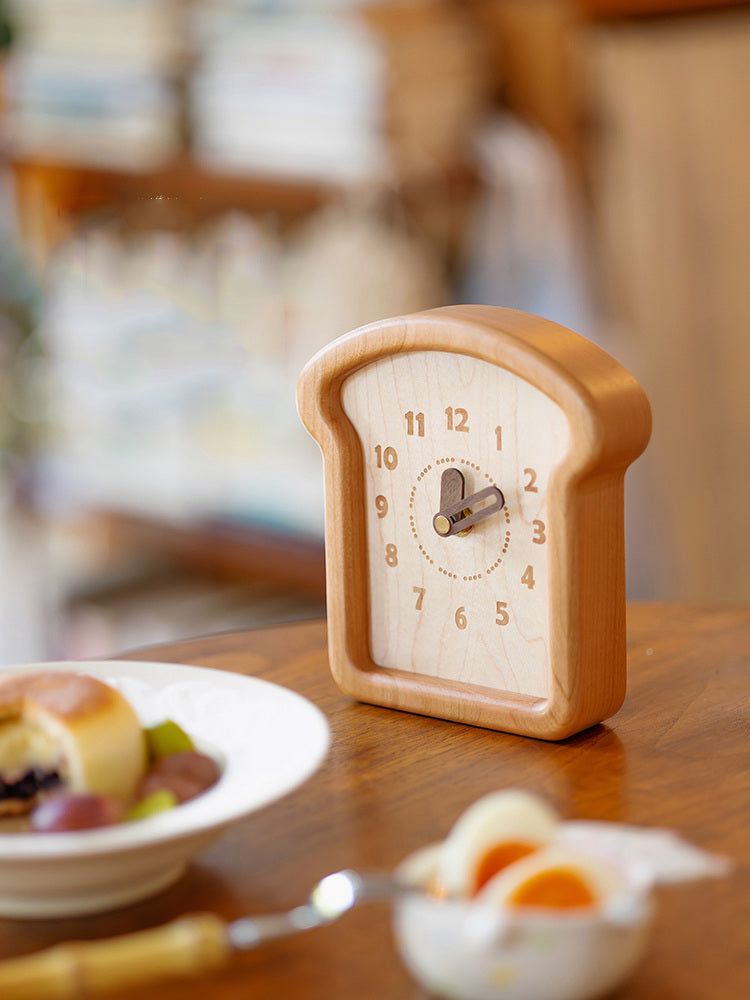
433, 469, 469, 537
439, 468, 466, 512
433, 469, 504, 537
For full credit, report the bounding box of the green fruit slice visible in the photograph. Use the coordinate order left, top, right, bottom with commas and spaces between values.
145, 719, 195, 760
127, 789, 178, 821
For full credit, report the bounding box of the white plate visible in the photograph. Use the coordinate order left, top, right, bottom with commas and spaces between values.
0, 659, 330, 918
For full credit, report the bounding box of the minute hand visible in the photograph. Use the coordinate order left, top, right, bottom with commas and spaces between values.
434, 486, 505, 537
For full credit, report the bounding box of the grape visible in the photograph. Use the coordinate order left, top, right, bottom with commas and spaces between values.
145, 720, 195, 761
31, 793, 124, 832
137, 751, 221, 805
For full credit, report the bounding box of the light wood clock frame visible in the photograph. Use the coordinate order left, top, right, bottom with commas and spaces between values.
297, 306, 651, 739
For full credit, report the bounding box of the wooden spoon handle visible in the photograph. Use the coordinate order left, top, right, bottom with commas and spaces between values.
0, 913, 231, 999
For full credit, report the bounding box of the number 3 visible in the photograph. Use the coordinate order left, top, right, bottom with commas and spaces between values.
532, 520, 546, 544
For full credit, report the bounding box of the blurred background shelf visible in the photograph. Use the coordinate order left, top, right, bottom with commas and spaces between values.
8, 154, 479, 272
1, 0, 749, 663
100, 510, 326, 595
9, 157, 334, 254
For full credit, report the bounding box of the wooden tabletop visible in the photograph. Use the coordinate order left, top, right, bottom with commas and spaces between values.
1, 603, 747, 999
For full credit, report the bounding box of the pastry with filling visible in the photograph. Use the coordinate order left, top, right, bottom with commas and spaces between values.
0, 671, 146, 816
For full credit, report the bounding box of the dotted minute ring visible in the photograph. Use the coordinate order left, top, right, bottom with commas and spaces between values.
408, 458, 511, 581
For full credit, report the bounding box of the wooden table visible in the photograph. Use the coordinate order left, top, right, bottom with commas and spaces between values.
1, 604, 747, 998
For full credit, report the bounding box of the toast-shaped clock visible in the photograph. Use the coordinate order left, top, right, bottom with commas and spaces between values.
297, 305, 651, 739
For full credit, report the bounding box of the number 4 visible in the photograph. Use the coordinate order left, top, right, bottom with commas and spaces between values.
521, 566, 535, 589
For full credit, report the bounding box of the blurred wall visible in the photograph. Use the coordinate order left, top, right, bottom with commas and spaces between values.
584, 8, 750, 601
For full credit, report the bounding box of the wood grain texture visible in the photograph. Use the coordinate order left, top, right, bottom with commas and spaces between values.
297, 305, 651, 738
0, 604, 745, 999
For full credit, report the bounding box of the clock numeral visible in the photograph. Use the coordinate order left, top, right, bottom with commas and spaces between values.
495, 425, 502, 451
521, 565, 536, 589
495, 601, 510, 626
375, 444, 399, 470
532, 519, 546, 544
523, 468, 539, 492
445, 407, 469, 432
454, 606, 468, 629
385, 544, 399, 567
404, 411, 425, 437
375, 494, 388, 519
413, 586, 425, 610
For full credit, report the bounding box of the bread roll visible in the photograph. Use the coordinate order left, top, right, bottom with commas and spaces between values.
0, 672, 146, 816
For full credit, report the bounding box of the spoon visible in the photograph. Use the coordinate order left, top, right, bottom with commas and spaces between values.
0, 869, 428, 999
228, 868, 420, 948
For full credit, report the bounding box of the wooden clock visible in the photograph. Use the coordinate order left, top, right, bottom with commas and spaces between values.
296, 306, 651, 739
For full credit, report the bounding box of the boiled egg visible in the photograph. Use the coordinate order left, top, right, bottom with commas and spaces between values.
435, 790, 559, 897
477, 845, 627, 911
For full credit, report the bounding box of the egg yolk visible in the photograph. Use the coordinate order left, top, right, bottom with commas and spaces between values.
473, 842, 538, 894
508, 867, 596, 910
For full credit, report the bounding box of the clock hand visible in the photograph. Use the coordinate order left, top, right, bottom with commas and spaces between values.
439, 467, 466, 510
433, 482, 505, 537
433, 468, 472, 538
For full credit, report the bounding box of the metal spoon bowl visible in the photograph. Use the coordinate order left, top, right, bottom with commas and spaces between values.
228, 869, 423, 949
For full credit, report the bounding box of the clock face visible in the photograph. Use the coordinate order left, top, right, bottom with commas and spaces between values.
341, 350, 570, 699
